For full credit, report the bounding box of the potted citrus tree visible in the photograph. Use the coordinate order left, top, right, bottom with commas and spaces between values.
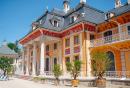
91, 51, 113, 87
66, 60, 83, 87
52, 64, 62, 86
40, 78, 46, 84
34, 77, 39, 82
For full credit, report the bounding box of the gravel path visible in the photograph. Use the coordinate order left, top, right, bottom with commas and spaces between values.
0, 77, 129, 88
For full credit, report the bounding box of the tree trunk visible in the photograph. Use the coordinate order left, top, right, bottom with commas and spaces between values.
4, 70, 6, 76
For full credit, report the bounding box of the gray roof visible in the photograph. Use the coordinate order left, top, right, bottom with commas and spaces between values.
0, 40, 18, 55
27, 2, 130, 33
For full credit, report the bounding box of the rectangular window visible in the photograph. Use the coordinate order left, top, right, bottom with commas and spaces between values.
71, 16, 74, 23
66, 57, 70, 63
66, 39, 69, 46
54, 43, 57, 50
74, 36, 79, 44
75, 55, 79, 60
128, 26, 130, 35
46, 45, 49, 52
90, 35, 95, 40
54, 20, 57, 27
31, 51, 33, 56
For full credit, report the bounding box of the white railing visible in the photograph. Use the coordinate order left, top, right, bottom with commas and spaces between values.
90, 31, 130, 47
39, 71, 130, 78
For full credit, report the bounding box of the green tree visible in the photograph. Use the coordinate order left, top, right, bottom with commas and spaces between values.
7, 43, 15, 50
66, 60, 83, 79
52, 64, 62, 81
91, 51, 113, 79
0, 56, 13, 76
7, 40, 21, 55
14, 40, 21, 55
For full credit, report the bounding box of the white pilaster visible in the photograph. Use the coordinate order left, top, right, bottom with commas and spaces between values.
59, 41, 62, 69
32, 42, 37, 75
26, 45, 30, 75
22, 47, 25, 74
87, 32, 91, 77
40, 36, 46, 75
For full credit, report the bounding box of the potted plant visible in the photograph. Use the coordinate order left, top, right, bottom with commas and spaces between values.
91, 51, 113, 87
52, 64, 62, 86
34, 77, 39, 82
7, 74, 12, 77
66, 60, 83, 87
40, 78, 46, 84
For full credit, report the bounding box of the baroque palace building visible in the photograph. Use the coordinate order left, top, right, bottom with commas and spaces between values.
19, 0, 130, 77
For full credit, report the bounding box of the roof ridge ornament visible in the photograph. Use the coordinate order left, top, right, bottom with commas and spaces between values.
82, 13, 85, 18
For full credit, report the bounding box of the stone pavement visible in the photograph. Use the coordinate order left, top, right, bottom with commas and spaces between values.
0, 77, 129, 88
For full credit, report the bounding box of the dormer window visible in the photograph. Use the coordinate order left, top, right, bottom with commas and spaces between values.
50, 17, 60, 27
54, 20, 58, 27
71, 16, 75, 23
105, 13, 115, 20
69, 12, 79, 23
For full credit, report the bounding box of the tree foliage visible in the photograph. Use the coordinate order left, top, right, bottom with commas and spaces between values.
66, 60, 83, 79
91, 51, 113, 79
0, 56, 13, 76
7, 43, 15, 50
52, 64, 62, 81
7, 40, 21, 55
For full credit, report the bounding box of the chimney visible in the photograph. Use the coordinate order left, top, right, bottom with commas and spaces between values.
63, 0, 70, 13
80, 0, 86, 3
115, 0, 121, 8
128, 0, 130, 4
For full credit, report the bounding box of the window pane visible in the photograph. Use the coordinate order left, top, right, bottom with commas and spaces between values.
54, 21, 57, 27
75, 36, 79, 44
46, 45, 49, 52
71, 16, 74, 23
75, 56, 79, 60
66, 39, 69, 46
54, 43, 57, 50
128, 26, 130, 35
66, 57, 70, 63
90, 35, 94, 40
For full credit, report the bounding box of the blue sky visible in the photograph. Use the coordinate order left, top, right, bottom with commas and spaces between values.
0, 0, 127, 49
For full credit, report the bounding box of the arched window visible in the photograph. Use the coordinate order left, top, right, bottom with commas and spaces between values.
107, 51, 115, 71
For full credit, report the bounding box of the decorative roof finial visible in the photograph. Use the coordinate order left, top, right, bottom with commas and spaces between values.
40, 20, 42, 25
3, 39, 6, 45
33, 20, 34, 22
47, 6, 48, 11
82, 13, 85, 18
35, 18, 36, 22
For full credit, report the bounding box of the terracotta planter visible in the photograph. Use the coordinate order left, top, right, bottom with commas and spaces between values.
95, 78, 106, 87
41, 80, 45, 84
71, 79, 79, 87
54, 80, 59, 85
34, 79, 39, 82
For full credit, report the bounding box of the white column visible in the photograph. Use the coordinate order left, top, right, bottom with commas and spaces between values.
40, 36, 46, 75
87, 32, 91, 77
32, 42, 37, 75
26, 45, 30, 75
22, 47, 25, 74
59, 41, 62, 70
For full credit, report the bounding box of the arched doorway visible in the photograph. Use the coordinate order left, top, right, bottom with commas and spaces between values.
107, 51, 115, 71
45, 58, 49, 71
104, 31, 112, 44
54, 58, 57, 65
